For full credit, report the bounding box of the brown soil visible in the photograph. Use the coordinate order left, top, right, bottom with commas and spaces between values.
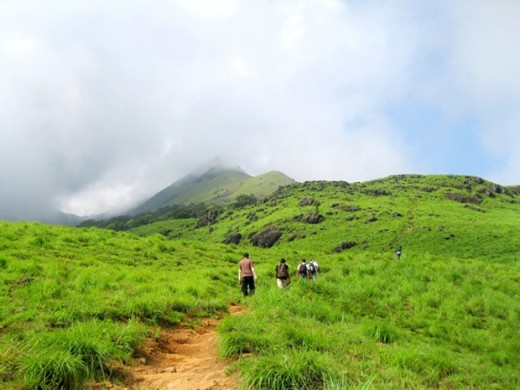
97, 305, 244, 390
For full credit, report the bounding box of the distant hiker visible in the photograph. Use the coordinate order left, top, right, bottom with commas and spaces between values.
297, 259, 308, 281
307, 259, 319, 280
238, 253, 257, 297
275, 258, 290, 288
395, 246, 402, 259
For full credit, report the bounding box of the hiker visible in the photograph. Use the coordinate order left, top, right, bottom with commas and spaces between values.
395, 246, 402, 260
238, 253, 257, 297
275, 258, 290, 288
297, 259, 308, 281
307, 259, 319, 280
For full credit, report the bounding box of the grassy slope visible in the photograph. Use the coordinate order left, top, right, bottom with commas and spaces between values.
221, 251, 520, 389
1, 174, 519, 389
129, 174, 520, 388
132, 170, 252, 214
172, 170, 251, 205
130, 175, 520, 261
233, 171, 297, 199
0, 221, 242, 389
157, 170, 295, 206
131, 169, 295, 215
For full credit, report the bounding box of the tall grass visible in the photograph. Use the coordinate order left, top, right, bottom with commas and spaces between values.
19, 320, 144, 389
238, 350, 337, 390
219, 251, 520, 388
2, 175, 520, 390
0, 221, 242, 388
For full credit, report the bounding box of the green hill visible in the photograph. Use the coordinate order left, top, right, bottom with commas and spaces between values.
233, 171, 296, 197
0, 221, 240, 389
129, 174, 520, 261
2, 173, 520, 389
130, 168, 296, 215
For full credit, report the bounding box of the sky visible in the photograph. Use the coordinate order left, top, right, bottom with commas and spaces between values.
1, 0, 519, 220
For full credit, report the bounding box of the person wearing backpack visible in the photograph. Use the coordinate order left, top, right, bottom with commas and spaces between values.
275, 258, 290, 288
297, 259, 307, 281
238, 253, 257, 297
308, 259, 319, 280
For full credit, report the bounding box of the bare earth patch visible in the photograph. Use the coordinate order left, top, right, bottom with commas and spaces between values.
99, 305, 244, 390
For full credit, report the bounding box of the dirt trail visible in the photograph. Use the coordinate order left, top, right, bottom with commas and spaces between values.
102, 305, 244, 390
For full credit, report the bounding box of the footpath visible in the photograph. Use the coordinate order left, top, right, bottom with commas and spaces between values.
95, 305, 243, 390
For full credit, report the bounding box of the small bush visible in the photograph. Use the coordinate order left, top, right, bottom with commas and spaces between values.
362, 321, 400, 344
239, 350, 337, 390
18, 320, 145, 389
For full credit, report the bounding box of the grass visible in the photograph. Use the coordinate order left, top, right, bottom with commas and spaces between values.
1, 174, 519, 388
219, 251, 520, 389
127, 175, 520, 261
19, 320, 143, 389
0, 221, 242, 389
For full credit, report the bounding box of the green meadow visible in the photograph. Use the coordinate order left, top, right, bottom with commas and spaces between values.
222, 251, 520, 389
0, 222, 238, 389
1, 174, 520, 389
128, 175, 519, 261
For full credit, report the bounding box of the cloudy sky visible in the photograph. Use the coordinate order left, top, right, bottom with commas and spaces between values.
1, 0, 519, 220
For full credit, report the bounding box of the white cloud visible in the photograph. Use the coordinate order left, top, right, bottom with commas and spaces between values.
173, 0, 240, 22
436, 0, 520, 184
448, 0, 520, 101
1, 0, 519, 220
229, 55, 257, 78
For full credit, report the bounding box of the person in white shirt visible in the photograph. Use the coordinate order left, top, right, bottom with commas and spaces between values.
308, 259, 319, 281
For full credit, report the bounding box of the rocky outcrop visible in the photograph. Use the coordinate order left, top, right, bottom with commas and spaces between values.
341, 205, 360, 212
444, 192, 481, 204
299, 197, 315, 206
223, 233, 242, 245
303, 213, 324, 224
332, 241, 357, 253
250, 227, 282, 248
367, 214, 378, 223
196, 210, 219, 227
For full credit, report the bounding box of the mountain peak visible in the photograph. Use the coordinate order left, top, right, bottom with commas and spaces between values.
192, 158, 246, 176
130, 167, 295, 215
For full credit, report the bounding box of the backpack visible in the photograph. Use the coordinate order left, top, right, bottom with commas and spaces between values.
298, 263, 307, 274
276, 263, 289, 278
307, 263, 316, 273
